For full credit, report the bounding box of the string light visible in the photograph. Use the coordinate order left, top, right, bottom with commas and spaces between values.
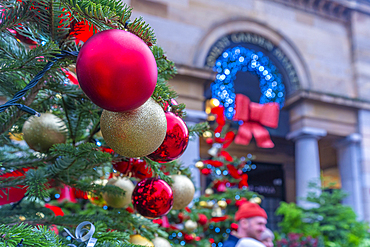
211, 46, 285, 119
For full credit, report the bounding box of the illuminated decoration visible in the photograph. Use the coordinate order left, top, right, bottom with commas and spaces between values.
212, 46, 285, 119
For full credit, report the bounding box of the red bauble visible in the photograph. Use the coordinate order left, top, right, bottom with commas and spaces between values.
112, 159, 132, 174
0, 168, 29, 205
76, 29, 157, 112
132, 178, 173, 218
148, 112, 189, 162
131, 159, 153, 179
113, 158, 153, 179
197, 214, 208, 225
184, 233, 194, 242
231, 223, 239, 231
162, 99, 178, 111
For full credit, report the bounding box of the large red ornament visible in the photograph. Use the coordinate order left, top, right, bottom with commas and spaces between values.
76, 29, 158, 112
148, 112, 189, 162
0, 168, 29, 205
132, 178, 173, 218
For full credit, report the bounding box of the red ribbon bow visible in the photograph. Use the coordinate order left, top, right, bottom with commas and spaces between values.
211, 106, 235, 149
233, 94, 280, 148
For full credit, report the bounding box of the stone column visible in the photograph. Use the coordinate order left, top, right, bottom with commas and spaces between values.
335, 133, 363, 220
179, 109, 207, 199
358, 110, 370, 222
287, 127, 327, 207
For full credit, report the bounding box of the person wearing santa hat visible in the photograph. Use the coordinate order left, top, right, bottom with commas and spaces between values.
223, 201, 267, 247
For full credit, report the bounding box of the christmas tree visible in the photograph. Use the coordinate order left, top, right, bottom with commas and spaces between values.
159, 104, 263, 247
0, 0, 208, 246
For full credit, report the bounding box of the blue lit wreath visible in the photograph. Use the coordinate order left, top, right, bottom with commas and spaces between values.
211, 46, 285, 119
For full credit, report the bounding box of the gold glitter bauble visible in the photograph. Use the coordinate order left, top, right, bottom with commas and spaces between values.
199, 201, 207, 207
217, 200, 227, 209
170, 175, 195, 210
152, 237, 171, 247
195, 161, 204, 169
103, 177, 135, 208
130, 235, 154, 246
101, 98, 167, 157
184, 220, 198, 231
250, 197, 262, 204
22, 113, 67, 152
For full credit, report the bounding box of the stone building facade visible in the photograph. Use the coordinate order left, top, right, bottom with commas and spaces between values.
128, 0, 370, 224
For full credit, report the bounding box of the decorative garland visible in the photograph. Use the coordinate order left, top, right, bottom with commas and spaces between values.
0, 50, 79, 116
211, 46, 285, 119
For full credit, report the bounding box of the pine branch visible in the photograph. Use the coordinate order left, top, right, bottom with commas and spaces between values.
188, 122, 210, 138
0, 224, 64, 247
0, 3, 33, 33
152, 46, 177, 81
126, 17, 156, 46
143, 157, 173, 185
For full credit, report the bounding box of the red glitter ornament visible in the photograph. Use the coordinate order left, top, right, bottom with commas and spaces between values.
148, 112, 189, 162
76, 29, 157, 112
132, 178, 173, 218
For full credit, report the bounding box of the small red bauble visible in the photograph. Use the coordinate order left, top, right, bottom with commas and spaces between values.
231, 223, 239, 231
113, 158, 153, 179
112, 159, 132, 174
76, 29, 157, 112
132, 178, 173, 218
162, 99, 178, 111
197, 214, 208, 225
131, 159, 153, 179
148, 112, 189, 162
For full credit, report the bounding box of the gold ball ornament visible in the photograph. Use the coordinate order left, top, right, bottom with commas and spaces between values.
130, 235, 154, 247
202, 131, 213, 138
195, 161, 204, 169
152, 237, 171, 247
22, 113, 67, 152
103, 177, 135, 208
88, 179, 108, 207
217, 200, 227, 209
184, 220, 198, 231
169, 175, 195, 210
205, 188, 214, 196
199, 201, 207, 208
250, 197, 262, 204
207, 201, 215, 208
87, 192, 106, 207
101, 98, 167, 157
